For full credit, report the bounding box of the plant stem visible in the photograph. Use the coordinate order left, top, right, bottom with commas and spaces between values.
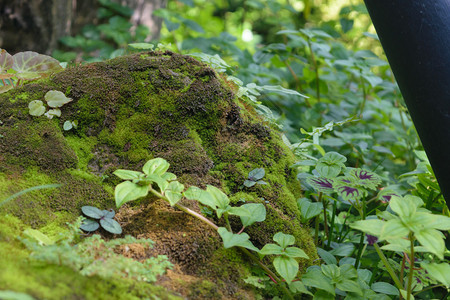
326, 200, 337, 250
354, 199, 366, 268
358, 71, 367, 117
224, 213, 232, 232
319, 193, 329, 242
373, 243, 403, 291
307, 39, 320, 103
407, 233, 415, 300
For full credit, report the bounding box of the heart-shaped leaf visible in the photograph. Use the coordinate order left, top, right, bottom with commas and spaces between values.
237, 203, 266, 226
315, 152, 347, 178
142, 158, 170, 175
100, 218, 122, 234
115, 181, 149, 208
217, 227, 259, 252
45, 90, 72, 108
273, 256, 298, 284
80, 219, 100, 232
273, 232, 295, 248
297, 198, 322, 222
206, 185, 230, 210
28, 100, 46, 116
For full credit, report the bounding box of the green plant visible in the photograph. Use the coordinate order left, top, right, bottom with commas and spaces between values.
0, 49, 63, 94
243, 168, 267, 188
21, 217, 171, 282
113, 157, 309, 299
28, 90, 72, 118
80, 206, 122, 235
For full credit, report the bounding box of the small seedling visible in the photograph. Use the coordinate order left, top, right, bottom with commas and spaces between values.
243, 168, 267, 188
80, 206, 122, 234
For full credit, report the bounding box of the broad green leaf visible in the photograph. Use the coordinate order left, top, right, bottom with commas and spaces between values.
236, 203, 266, 226
115, 181, 149, 208
13, 51, 62, 80
339, 264, 358, 279
336, 279, 363, 295
44, 90, 72, 108
380, 219, 409, 240
243, 180, 256, 187
113, 169, 142, 180
284, 247, 309, 259
302, 267, 335, 295
0, 290, 35, 300
289, 281, 313, 296
350, 219, 384, 237
162, 172, 177, 181
165, 181, 184, 206
273, 256, 298, 284
128, 43, 154, 50
371, 282, 399, 296
415, 228, 445, 259
206, 185, 230, 210
410, 212, 450, 231
103, 209, 115, 218
273, 232, 295, 248
298, 198, 323, 221
44, 108, 61, 119
321, 264, 340, 280
317, 247, 337, 265
420, 262, 450, 287
389, 195, 419, 219
329, 243, 354, 257
248, 168, 265, 181
23, 228, 54, 246
184, 186, 217, 209
217, 227, 259, 252
100, 218, 122, 234
28, 100, 46, 116
80, 219, 100, 232
142, 158, 170, 175
380, 238, 409, 252
259, 243, 284, 256
0, 49, 13, 74
81, 206, 104, 219
144, 173, 168, 191
315, 152, 346, 178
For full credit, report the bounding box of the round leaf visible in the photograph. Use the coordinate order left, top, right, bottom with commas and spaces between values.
80, 219, 100, 232
28, 100, 46, 116
248, 168, 265, 181
100, 218, 122, 234
13, 51, 62, 80
44, 90, 72, 108
142, 158, 170, 175
239, 203, 266, 227
44, 108, 61, 119
63, 121, 73, 131
81, 206, 104, 219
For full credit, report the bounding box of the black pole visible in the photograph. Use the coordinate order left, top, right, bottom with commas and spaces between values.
364, 0, 450, 208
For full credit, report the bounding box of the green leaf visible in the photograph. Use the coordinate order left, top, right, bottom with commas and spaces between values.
142, 158, 170, 175
162, 172, 177, 181
0, 290, 35, 300
348, 168, 381, 190
273, 256, 298, 284
350, 219, 384, 237
248, 168, 265, 180
389, 195, 420, 219
80, 219, 100, 232
81, 206, 105, 219
380, 219, 409, 240
243, 179, 256, 187
305, 177, 335, 194
329, 243, 354, 257
298, 198, 323, 221
144, 173, 168, 191
336, 279, 362, 295
23, 228, 54, 246
184, 186, 216, 208
63, 120, 73, 131
302, 267, 335, 295
420, 262, 450, 287
113, 169, 142, 180
284, 247, 309, 259
44, 108, 61, 119
371, 282, 399, 296
260, 85, 308, 98
289, 281, 313, 296
259, 243, 284, 256
165, 181, 184, 206
115, 181, 149, 208
217, 227, 259, 252
317, 247, 337, 265
235, 203, 266, 226
100, 218, 122, 234
273, 232, 295, 248
415, 228, 445, 259
128, 43, 154, 50
28, 100, 46, 116
44, 90, 72, 108
0, 49, 13, 75
315, 152, 347, 178
13, 51, 62, 80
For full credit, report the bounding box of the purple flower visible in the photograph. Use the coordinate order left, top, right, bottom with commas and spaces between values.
366, 234, 378, 245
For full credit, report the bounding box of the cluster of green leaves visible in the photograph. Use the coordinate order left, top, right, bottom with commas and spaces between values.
80, 206, 122, 234
0, 49, 62, 93
21, 217, 172, 282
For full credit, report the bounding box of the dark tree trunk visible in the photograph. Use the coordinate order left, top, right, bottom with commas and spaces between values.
0, 0, 166, 55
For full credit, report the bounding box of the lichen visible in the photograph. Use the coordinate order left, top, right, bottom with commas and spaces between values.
0, 50, 317, 298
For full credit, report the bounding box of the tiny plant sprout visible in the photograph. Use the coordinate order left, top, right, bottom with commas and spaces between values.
80, 206, 122, 234
243, 168, 267, 188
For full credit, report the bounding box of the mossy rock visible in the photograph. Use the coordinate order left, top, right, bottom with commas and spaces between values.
0, 51, 317, 299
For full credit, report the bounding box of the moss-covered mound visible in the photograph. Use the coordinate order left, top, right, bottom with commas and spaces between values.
0, 51, 316, 299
